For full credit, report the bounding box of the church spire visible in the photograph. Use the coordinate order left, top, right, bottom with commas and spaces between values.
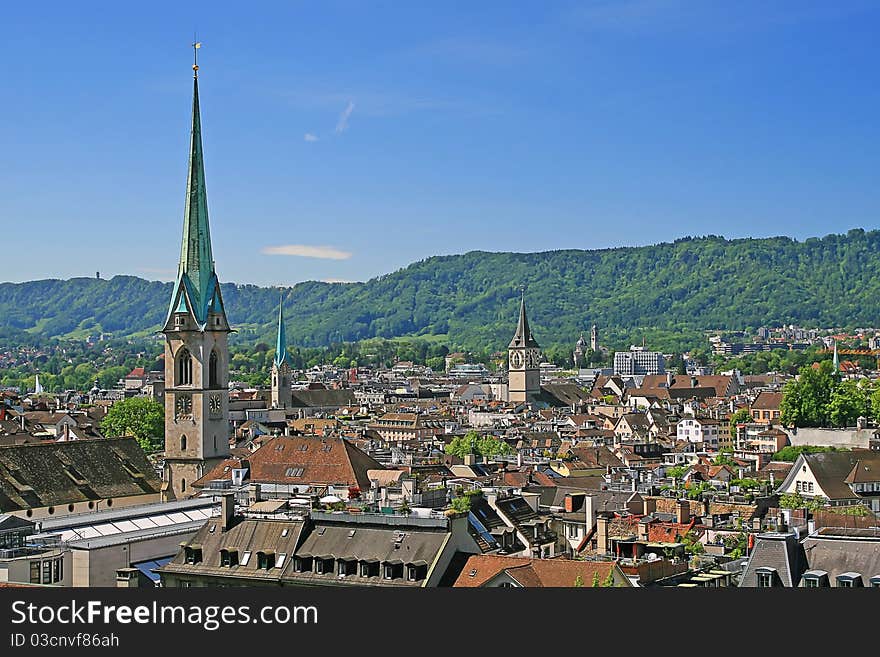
166, 43, 225, 329
508, 290, 540, 349
832, 339, 840, 372
274, 294, 288, 367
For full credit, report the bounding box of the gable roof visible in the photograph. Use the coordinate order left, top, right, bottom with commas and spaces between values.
751, 391, 783, 410
452, 554, 628, 587
243, 436, 384, 490
0, 437, 160, 511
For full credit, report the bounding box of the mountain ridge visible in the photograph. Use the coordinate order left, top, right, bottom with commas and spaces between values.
1, 229, 877, 349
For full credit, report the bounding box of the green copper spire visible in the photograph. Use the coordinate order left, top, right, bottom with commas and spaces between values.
166, 47, 225, 329
274, 294, 288, 367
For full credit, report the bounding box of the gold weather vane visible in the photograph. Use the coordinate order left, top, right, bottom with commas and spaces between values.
192, 39, 201, 74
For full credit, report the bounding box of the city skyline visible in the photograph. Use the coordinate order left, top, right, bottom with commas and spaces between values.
1, 1, 878, 287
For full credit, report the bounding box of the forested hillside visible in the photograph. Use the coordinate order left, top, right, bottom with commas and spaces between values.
1, 229, 877, 351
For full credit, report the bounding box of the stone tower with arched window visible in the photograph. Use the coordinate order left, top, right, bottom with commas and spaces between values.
161, 59, 231, 501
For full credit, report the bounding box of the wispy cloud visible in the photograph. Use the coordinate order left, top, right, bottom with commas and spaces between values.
262, 245, 353, 260
304, 132, 319, 142
139, 267, 176, 280
336, 101, 355, 133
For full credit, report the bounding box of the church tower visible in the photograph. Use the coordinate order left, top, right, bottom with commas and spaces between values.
271, 296, 292, 409
508, 293, 541, 403
162, 47, 231, 500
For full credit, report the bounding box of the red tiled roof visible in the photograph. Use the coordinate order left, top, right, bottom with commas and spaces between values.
453, 554, 624, 588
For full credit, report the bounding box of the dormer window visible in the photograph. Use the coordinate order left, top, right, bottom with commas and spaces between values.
836, 572, 863, 588
184, 546, 202, 564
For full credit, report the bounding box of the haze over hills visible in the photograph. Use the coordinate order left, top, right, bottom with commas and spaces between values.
1, 229, 878, 350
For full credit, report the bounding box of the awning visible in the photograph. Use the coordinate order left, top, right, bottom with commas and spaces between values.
132, 557, 174, 583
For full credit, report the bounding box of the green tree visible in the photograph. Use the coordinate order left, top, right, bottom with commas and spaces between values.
827, 378, 869, 427
780, 360, 837, 427
445, 431, 511, 458
772, 445, 841, 462
100, 396, 164, 452
601, 570, 615, 587
591, 572, 600, 587
574, 574, 584, 587
728, 408, 753, 439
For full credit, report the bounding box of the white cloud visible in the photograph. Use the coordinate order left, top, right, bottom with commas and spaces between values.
261, 245, 353, 260
335, 100, 355, 133
304, 132, 319, 142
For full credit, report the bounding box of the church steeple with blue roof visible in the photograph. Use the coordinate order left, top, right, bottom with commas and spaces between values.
164, 49, 228, 332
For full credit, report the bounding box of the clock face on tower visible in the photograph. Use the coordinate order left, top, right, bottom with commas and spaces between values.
209, 393, 222, 415
510, 351, 523, 369
526, 350, 540, 369
176, 394, 192, 419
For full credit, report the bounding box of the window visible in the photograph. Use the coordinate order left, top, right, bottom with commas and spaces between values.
837, 573, 862, 587
285, 467, 304, 478
53, 559, 62, 583
276, 553, 286, 569
322, 443, 332, 452
209, 350, 219, 388
42, 561, 51, 584
298, 444, 308, 451
177, 348, 192, 386
180, 435, 187, 452
870, 576, 880, 588
803, 577, 819, 588
220, 550, 235, 567
240, 551, 251, 566
256, 552, 274, 570
756, 570, 775, 588
314, 559, 324, 574
181, 478, 186, 493
184, 547, 202, 564
30, 561, 40, 584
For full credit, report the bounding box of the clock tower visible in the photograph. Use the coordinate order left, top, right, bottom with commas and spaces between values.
507, 293, 541, 403
161, 48, 231, 500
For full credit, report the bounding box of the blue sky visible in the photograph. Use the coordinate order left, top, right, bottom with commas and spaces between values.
1, 1, 878, 286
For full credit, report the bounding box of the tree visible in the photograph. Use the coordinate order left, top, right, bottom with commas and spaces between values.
574, 574, 584, 587
680, 531, 704, 555
780, 361, 837, 427
445, 431, 511, 459
591, 572, 600, 587
728, 408, 752, 440
827, 378, 869, 428
772, 445, 841, 462
100, 396, 164, 452
601, 570, 615, 587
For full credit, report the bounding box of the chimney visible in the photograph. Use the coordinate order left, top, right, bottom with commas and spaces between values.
595, 515, 611, 555
221, 493, 235, 531
62, 423, 70, 441
676, 499, 690, 525
516, 452, 523, 467
115, 568, 140, 588
666, 372, 673, 388
643, 497, 656, 516
691, 376, 698, 388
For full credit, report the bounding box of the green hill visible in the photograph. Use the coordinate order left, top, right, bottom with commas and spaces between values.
1, 229, 878, 350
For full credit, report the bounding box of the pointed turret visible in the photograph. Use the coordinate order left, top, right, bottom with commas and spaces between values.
833, 339, 840, 372
165, 59, 226, 329
274, 295, 288, 367
508, 293, 540, 349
